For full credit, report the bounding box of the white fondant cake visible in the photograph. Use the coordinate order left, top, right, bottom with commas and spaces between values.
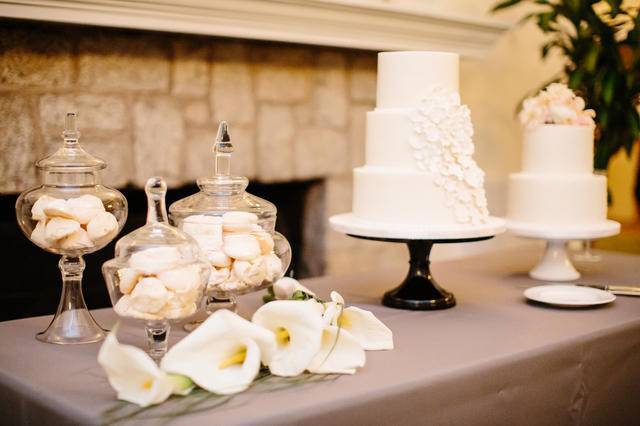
352, 51, 490, 226
507, 124, 607, 226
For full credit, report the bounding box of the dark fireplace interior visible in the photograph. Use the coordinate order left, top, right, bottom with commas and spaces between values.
0, 179, 321, 321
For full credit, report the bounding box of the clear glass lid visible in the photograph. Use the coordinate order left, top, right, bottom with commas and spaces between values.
169, 121, 276, 223
114, 177, 199, 262
36, 113, 106, 173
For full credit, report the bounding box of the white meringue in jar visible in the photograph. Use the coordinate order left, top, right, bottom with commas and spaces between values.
223, 233, 261, 261
130, 277, 172, 314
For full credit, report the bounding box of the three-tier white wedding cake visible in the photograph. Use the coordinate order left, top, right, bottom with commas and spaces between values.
352, 51, 490, 227
507, 84, 607, 227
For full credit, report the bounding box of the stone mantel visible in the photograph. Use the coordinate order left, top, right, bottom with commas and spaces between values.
0, 0, 508, 58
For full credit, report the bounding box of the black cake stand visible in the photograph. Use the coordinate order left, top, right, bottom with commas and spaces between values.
330, 213, 506, 311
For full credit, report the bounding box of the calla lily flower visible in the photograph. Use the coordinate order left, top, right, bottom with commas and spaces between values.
161, 309, 276, 395
273, 277, 316, 300
98, 331, 176, 407
324, 291, 394, 351
307, 326, 365, 375
252, 300, 323, 377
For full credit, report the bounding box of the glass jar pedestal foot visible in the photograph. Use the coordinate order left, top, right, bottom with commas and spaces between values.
183, 296, 237, 332
37, 256, 106, 344
572, 240, 602, 262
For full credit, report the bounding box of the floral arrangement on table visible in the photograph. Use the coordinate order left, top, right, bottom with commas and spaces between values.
519, 83, 596, 129
98, 277, 393, 408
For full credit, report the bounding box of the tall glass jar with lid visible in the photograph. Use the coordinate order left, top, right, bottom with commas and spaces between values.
15, 113, 128, 344
169, 122, 291, 329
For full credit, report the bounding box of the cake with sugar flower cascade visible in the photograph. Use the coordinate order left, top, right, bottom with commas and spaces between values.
507, 83, 607, 226
351, 51, 490, 227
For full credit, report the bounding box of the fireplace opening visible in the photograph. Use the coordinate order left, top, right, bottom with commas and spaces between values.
0, 179, 323, 321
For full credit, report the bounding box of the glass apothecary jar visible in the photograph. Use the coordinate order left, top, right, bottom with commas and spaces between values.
102, 177, 210, 359
169, 122, 291, 327
15, 113, 128, 344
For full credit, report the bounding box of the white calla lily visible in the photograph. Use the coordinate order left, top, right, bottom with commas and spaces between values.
324, 291, 393, 351
252, 300, 324, 377
308, 326, 365, 375
97, 331, 175, 407
273, 277, 316, 300
161, 309, 276, 395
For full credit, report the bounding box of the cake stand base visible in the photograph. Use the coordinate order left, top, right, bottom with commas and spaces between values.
330, 214, 505, 310
507, 220, 620, 282
351, 235, 492, 310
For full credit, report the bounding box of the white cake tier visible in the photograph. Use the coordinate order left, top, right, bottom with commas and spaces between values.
365, 109, 415, 168
507, 173, 607, 226
522, 125, 594, 174
376, 51, 459, 109
353, 166, 458, 225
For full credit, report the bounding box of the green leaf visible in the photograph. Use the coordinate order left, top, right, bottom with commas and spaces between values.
583, 43, 601, 72
491, 0, 523, 12
601, 72, 617, 104
568, 69, 584, 90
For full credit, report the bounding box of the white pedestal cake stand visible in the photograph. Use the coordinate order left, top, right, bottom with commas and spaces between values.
507, 220, 620, 282
330, 213, 506, 310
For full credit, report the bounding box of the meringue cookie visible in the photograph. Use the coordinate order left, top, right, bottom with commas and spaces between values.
217, 278, 247, 292
202, 250, 232, 268
59, 228, 94, 250
263, 253, 283, 281
45, 217, 81, 243
208, 266, 230, 287
252, 230, 275, 255
114, 295, 162, 321
30, 220, 48, 247
67, 195, 105, 224
222, 211, 258, 232
31, 195, 56, 221
223, 234, 261, 261
160, 295, 197, 320
43, 199, 74, 219
129, 247, 182, 275
117, 268, 142, 294
233, 259, 267, 287
86, 211, 118, 244
183, 215, 223, 235
130, 277, 171, 314
158, 265, 202, 294
192, 235, 223, 252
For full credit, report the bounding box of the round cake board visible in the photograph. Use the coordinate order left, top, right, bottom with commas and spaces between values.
506, 220, 620, 282
329, 213, 506, 240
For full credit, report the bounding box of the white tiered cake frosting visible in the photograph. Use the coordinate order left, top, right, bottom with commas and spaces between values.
507, 84, 606, 227
352, 51, 490, 226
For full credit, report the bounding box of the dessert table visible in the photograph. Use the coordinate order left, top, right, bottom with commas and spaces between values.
0, 246, 639, 425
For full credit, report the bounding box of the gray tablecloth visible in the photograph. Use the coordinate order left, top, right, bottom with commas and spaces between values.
0, 247, 639, 426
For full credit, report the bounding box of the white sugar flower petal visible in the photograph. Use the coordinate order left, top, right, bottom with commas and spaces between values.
337, 307, 393, 351
252, 300, 323, 377
98, 332, 173, 407
308, 326, 365, 375
161, 310, 276, 394
273, 277, 316, 300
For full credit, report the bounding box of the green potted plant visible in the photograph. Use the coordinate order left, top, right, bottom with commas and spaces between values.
493, 0, 639, 199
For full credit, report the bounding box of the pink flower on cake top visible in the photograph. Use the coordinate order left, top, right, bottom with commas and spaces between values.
519, 83, 596, 128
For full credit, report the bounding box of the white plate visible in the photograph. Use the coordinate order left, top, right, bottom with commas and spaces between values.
524, 285, 616, 308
